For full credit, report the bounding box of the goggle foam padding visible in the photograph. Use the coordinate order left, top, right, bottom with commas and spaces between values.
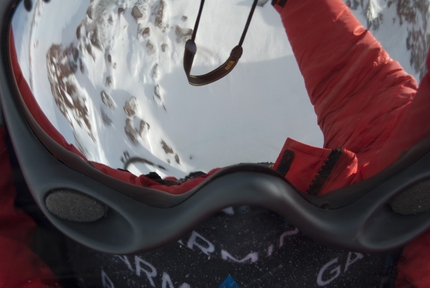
389, 179, 430, 215
45, 189, 107, 222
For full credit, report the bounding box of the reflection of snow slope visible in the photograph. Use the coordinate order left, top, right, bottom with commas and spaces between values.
43, 0, 214, 176
46, 44, 94, 141
12, 0, 430, 178
346, 0, 429, 80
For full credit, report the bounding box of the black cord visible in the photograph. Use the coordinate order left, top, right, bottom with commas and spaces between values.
184, 0, 259, 86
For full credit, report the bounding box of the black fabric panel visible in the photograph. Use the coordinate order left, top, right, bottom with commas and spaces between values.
271, 0, 288, 8
276, 150, 295, 176
307, 149, 343, 196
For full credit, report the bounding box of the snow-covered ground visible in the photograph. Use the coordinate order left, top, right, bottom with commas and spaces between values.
11, 0, 430, 179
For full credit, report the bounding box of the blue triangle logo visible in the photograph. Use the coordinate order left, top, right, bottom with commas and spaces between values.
219, 275, 240, 288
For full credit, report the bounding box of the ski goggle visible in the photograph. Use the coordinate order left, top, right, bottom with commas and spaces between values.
2, 0, 430, 255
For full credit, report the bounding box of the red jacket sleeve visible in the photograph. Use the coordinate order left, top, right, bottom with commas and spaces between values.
0, 127, 61, 288
273, 0, 419, 179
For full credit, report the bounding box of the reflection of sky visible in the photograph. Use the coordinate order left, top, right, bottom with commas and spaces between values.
11, 1, 32, 81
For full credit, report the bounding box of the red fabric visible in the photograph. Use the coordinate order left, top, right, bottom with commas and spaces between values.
396, 231, 430, 288
0, 128, 61, 288
273, 0, 424, 195
273, 138, 359, 193
273, 0, 430, 287
90, 161, 221, 194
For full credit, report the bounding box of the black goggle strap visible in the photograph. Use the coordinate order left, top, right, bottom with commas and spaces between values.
184, 0, 258, 86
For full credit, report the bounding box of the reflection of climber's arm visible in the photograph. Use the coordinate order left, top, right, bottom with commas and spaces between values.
274, 0, 391, 101
273, 0, 417, 151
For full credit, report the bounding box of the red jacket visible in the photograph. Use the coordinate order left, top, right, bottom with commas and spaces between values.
2, 0, 430, 286
0, 128, 60, 287
273, 0, 425, 194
